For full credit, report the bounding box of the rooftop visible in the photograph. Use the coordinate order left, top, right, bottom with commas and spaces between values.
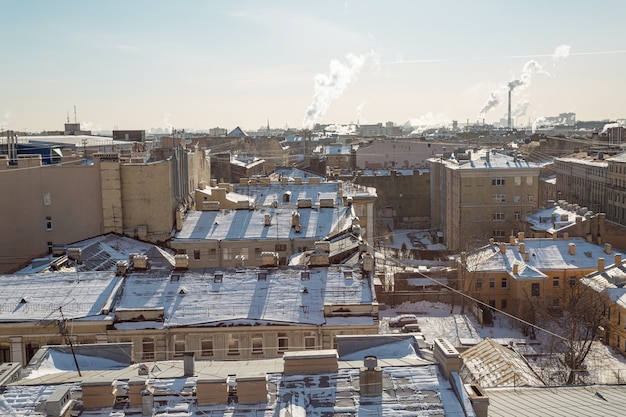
173, 206, 354, 241
431, 149, 542, 171
465, 237, 624, 274
115, 267, 375, 328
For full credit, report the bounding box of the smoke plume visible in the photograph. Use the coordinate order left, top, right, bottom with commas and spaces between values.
479, 60, 544, 117
302, 52, 376, 130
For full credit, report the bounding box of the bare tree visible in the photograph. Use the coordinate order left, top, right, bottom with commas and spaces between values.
522, 281, 610, 385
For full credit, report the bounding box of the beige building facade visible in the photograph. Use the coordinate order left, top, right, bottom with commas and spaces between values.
430, 149, 541, 251
0, 143, 210, 273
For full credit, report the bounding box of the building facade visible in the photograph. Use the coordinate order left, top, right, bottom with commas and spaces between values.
430, 149, 541, 251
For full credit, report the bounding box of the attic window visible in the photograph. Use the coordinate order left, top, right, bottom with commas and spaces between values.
171, 274, 180, 282
258, 271, 267, 281
301, 271, 310, 281
214, 273, 223, 283
344, 271, 353, 280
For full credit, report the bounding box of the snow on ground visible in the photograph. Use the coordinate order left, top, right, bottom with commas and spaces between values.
380, 300, 626, 385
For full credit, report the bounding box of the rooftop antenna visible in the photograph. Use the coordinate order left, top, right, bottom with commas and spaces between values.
66, 110, 70, 123
74, 105, 77, 123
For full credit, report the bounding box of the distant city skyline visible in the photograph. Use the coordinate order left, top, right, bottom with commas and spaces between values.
2, 1, 626, 133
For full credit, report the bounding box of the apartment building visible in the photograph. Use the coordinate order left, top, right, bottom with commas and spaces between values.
0, 234, 378, 365
430, 149, 541, 251
554, 152, 607, 214
0, 142, 210, 273
458, 233, 623, 320
356, 139, 450, 169
606, 152, 626, 225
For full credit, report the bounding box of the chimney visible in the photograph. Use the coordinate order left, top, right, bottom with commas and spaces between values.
183, 352, 195, 377
563, 232, 569, 241
525, 252, 530, 262
598, 258, 605, 273
466, 384, 490, 417
500, 243, 506, 254
605, 243, 612, 254
360, 356, 383, 397
519, 243, 525, 254
433, 338, 460, 380
264, 214, 271, 226
461, 252, 467, 264
517, 232, 525, 242
512, 263, 519, 275
615, 254, 623, 265
508, 88, 512, 129
568, 243, 576, 256
509, 236, 516, 245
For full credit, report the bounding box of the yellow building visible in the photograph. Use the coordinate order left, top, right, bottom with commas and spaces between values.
458, 233, 623, 319
430, 149, 541, 251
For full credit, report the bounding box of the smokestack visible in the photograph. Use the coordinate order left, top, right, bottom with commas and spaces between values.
508, 88, 512, 129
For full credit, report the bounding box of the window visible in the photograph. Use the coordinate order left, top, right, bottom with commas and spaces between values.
142, 338, 155, 360
492, 229, 506, 238
489, 278, 495, 289
552, 299, 560, 308
526, 194, 534, 202
275, 243, 287, 251
515, 176, 521, 186
223, 247, 232, 261
514, 195, 521, 203
177, 249, 187, 255
489, 300, 496, 308
25, 343, 39, 363
239, 248, 249, 260
526, 176, 533, 186
475, 279, 483, 291
501, 278, 508, 289
0, 344, 10, 363
227, 335, 239, 355
201, 339, 214, 357
531, 283, 540, 297
45, 217, 52, 231
493, 212, 505, 221
278, 333, 289, 353
304, 333, 316, 350
553, 277, 560, 287
209, 248, 217, 260
493, 194, 506, 203
194, 250, 201, 260
492, 177, 506, 186
514, 211, 522, 220
255, 248, 262, 259
252, 334, 263, 354
501, 299, 507, 309
569, 276, 576, 287
43, 192, 51, 206
174, 340, 185, 357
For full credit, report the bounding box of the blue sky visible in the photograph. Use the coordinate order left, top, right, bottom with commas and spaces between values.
2, 1, 626, 132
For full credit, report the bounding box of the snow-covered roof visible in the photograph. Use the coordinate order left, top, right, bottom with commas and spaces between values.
21, 134, 130, 149
232, 181, 343, 207
466, 238, 624, 273
524, 203, 586, 233
173, 206, 354, 241
17, 234, 175, 276
0, 272, 122, 322
460, 338, 544, 388
115, 267, 374, 328
431, 149, 541, 171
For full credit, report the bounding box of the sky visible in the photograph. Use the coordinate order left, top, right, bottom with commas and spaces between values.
2, 0, 626, 133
